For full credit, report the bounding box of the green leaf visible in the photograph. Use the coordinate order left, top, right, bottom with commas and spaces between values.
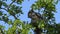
8, 20, 12, 25
0, 1, 2, 8
0, 12, 2, 16
2, 2, 8, 7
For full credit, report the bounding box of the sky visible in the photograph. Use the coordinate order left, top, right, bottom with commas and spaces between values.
55, 1, 60, 23
0, 0, 60, 30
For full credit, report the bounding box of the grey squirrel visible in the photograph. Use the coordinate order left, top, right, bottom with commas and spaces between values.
28, 9, 43, 34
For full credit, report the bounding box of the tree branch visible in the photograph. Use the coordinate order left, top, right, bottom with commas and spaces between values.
7, 0, 15, 10
0, 8, 7, 11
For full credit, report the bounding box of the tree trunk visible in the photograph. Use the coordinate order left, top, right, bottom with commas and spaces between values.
34, 27, 42, 34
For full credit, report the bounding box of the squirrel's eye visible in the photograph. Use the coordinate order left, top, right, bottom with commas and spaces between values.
32, 14, 35, 16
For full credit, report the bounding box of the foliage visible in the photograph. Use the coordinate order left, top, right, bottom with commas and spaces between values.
0, 25, 5, 34
0, 0, 60, 34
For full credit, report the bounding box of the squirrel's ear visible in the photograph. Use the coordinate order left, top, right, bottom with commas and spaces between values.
28, 8, 34, 18
29, 8, 34, 12
28, 12, 31, 18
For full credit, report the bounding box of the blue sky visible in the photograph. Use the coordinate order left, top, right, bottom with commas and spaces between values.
55, 1, 60, 23
0, 0, 60, 30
